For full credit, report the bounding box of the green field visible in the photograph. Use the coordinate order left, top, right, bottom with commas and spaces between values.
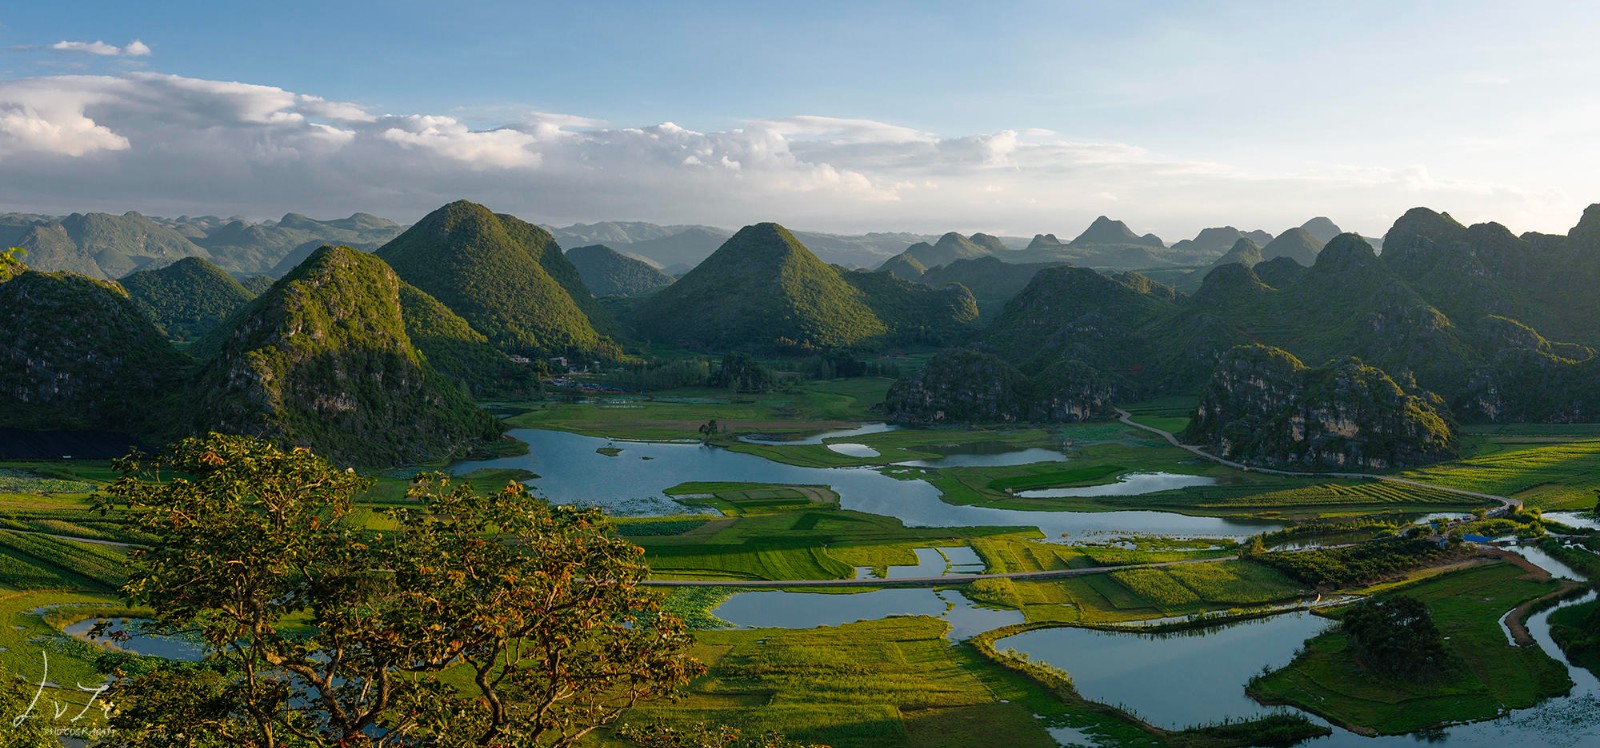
503, 378, 895, 441
1248, 561, 1572, 734
635, 507, 1023, 581
609, 616, 1156, 748
977, 560, 1311, 625
1121, 395, 1200, 435
1403, 437, 1600, 510
665, 481, 840, 516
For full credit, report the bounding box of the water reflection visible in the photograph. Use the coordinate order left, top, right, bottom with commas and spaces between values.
996, 612, 1328, 729
63, 617, 204, 662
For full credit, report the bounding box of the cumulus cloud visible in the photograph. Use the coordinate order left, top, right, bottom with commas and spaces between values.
0, 70, 1583, 238
48, 39, 151, 57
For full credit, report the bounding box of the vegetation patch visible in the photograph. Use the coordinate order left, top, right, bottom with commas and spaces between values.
1248, 561, 1572, 735
1253, 538, 1468, 589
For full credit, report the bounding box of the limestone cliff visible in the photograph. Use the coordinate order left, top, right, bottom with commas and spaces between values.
1185, 345, 1456, 469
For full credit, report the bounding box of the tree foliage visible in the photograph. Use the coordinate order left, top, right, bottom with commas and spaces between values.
0, 246, 25, 282
1341, 596, 1456, 680
708, 353, 775, 393
94, 434, 700, 747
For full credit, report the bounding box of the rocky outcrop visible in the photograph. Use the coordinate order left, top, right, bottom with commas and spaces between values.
882, 350, 1114, 424
1185, 345, 1457, 469
197, 245, 499, 466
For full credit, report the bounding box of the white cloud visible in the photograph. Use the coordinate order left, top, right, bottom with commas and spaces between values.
48, 39, 150, 57
0, 70, 1586, 239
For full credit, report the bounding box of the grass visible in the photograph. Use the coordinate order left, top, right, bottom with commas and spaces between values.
960, 555, 1310, 625
665, 482, 839, 516
609, 616, 1153, 748
1548, 600, 1599, 677
1402, 437, 1600, 510
1121, 395, 1200, 435
0, 589, 130, 717
1248, 560, 1572, 735
637, 507, 1022, 581
727, 426, 1067, 469
502, 378, 894, 441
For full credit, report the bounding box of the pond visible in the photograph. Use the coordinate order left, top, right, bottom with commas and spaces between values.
452, 429, 1281, 539
62, 617, 204, 662
996, 612, 1328, 729
1014, 472, 1218, 499
712, 588, 1021, 640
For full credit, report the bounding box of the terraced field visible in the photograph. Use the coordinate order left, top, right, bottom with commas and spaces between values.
1403, 438, 1600, 511
615, 616, 1154, 748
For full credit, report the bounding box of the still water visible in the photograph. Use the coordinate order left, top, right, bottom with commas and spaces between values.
712, 588, 1022, 640
62, 617, 204, 662
452, 428, 1280, 539
997, 612, 1327, 729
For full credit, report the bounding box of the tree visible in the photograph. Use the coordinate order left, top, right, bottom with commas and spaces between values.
708, 354, 774, 393
0, 247, 24, 282
697, 419, 721, 443
94, 434, 700, 747
1341, 595, 1454, 680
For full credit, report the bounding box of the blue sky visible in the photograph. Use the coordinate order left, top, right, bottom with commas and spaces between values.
2, 1, 1598, 238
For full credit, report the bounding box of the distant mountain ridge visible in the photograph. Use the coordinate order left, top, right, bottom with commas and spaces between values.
2, 210, 405, 280
632, 222, 977, 351
566, 244, 675, 297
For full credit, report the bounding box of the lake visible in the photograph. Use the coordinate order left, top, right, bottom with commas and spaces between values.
452, 428, 1281, 539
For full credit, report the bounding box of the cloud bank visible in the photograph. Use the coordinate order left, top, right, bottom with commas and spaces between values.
0, 71, 1579, 237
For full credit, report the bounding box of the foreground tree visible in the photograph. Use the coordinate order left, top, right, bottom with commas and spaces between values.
0, 247, 24, 282
94, 434, 700, 747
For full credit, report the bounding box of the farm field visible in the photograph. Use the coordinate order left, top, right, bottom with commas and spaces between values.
606, 616, 1155, 748
965, 559, 1311, 624
1248, 560, 1573, 734
503, 378, 895, 441
633, 505, 1023, 581
1402, 437, 1600, 511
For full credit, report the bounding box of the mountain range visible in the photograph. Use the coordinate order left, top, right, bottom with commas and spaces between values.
1, 210, 403, 280
632, 223, 978, 351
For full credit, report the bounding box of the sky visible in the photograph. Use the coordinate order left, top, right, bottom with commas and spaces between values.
1, 0, 1598, 239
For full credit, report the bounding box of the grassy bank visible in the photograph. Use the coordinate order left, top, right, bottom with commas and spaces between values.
1248, 560, 1572, 734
